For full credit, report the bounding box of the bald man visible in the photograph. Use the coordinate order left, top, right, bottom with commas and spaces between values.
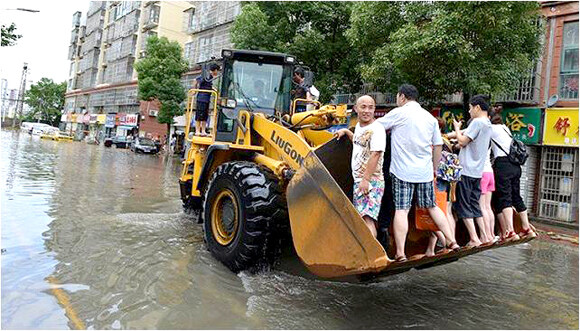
335, 95, 386, 239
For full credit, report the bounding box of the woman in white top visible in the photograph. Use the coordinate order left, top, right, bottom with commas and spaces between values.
489, 114, 536, 240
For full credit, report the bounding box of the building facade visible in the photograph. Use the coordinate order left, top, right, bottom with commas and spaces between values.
63, 1, 191, 141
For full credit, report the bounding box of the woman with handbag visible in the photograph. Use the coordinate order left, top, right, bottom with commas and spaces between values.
489, 113, 536, 241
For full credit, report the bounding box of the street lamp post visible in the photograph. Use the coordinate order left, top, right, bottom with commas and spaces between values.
1, 7, 39, 128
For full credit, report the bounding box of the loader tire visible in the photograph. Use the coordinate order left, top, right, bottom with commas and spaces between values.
203, 161, 288, 272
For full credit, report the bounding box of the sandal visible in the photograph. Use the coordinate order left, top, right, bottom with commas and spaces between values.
395, 255, 407, 262
447, 241, 461, 251
519, 228, 536, 238
505, 231, 520, 241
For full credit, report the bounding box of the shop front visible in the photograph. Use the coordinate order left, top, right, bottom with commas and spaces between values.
105, 113, 116, 138
537, 108, 579, 224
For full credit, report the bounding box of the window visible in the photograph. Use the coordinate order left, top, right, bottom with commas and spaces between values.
149, 5, 160, 24
188, 8, 196, 31
559, 21, 579, 99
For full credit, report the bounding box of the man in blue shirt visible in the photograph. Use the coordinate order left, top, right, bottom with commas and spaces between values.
193, 63, 220, 136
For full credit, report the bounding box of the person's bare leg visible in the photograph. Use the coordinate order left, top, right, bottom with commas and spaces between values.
463, 218, 482, 247
362, 215, 377, 238
497, 213, 507, 238
428, 206, 457, 247
485, 193, 495, 240
195, 121, 201, 135
518, 209, 531, 231
501, 207, 514, 233
201, 121, 207, 135
426, 232, 437, 257
475, 216, 488, 243
479, 193, 494, 242
501, 207, 520, 240
446, 203, 456, 239
393, 210, 410, 259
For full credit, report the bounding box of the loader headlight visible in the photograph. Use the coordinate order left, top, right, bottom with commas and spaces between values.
226, 99, 237, 108
285, 56, 295, 63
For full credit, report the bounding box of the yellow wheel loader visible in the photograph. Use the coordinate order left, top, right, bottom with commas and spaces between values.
179, 49, 536, 280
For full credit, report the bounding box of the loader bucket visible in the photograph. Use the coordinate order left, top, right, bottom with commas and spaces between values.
286, 137, 537, 279
286, 137, 391, 278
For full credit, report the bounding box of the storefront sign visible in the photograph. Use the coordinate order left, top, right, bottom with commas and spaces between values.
124, 114, 139, 126
105, 114, 116, 128
61, 114, 68, 122
97, 114, 106, 124
501, 107, 541, 144
89, 114, 98, 124
440, 107, 465, 132
76, 114, 84, 123
543, 108, 579, 146
117, 113, 126, 126
83, 114, 91, 124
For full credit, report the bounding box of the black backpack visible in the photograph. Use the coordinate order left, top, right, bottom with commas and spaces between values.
491, 126, 529, 166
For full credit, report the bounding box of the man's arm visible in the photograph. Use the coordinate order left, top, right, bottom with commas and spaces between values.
334, 128, 353, 141
453, 119, 471, 147
359, 151, 382, 194
433, 145, 442, 172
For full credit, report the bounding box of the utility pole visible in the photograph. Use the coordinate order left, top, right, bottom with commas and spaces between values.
12, 63, 28, 128
1, 78, 7, 123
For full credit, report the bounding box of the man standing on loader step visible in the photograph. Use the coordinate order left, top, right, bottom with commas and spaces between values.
335, 95, 386, 239
376, 84, 460, 262
193, 63, 220, 136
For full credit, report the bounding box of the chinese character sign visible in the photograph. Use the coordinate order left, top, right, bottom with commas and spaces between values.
543, 108, 579, 146
501, 108, 541, 144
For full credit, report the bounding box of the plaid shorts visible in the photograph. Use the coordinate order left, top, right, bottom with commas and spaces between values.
353, 179, 385, 221
391, 174, 436, 210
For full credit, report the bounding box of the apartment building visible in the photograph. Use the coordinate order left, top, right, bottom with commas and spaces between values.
181, 1, 241, 87
63, 1, 191, 140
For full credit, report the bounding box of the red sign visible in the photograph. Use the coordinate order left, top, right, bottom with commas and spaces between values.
124, 114, 139, 126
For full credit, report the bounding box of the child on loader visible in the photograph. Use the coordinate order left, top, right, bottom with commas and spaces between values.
335, 95, 386, 239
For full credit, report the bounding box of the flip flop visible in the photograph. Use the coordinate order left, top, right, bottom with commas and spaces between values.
395, 255, 407, 263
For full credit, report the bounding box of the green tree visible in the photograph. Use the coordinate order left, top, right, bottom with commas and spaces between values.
134, 36, 188, 138
1, 23, 22, 47
23, 78, 66, 126
231, 1, 361, 102
348, 1, 544, 106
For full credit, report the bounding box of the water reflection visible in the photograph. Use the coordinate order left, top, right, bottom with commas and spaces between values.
1, 130, 578, 329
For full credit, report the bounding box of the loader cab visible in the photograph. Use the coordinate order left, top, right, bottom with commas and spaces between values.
215, 49, 296, 142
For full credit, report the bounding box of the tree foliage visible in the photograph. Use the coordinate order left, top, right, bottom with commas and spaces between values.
23, 78, 66, 126
231, 1, 361, 102
1, 23, 22, 47
134, 36, 188, 133
348, 1, 544, 103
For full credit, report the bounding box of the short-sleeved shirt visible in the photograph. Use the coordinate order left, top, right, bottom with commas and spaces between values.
195, 75, 213, 103
376, 101, 443, 183
458, 117, 492, 178
352, 121, 386, 183
490, 124, 512, 158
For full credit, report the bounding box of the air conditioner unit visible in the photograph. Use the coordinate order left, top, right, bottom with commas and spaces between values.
149, 109, 158, 117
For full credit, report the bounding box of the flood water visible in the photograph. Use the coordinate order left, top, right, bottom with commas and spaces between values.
1, 130, 578, 330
